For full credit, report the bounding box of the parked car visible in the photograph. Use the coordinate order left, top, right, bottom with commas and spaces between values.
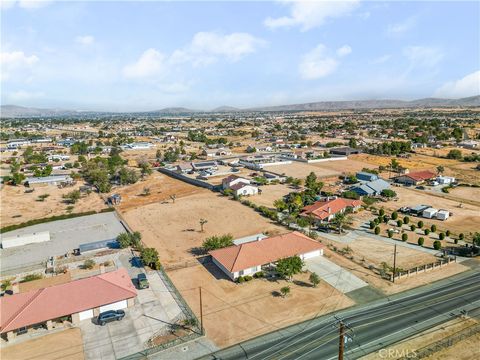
137, 273, 149, 289
97, 310, 125, 325
416, 186, 426, 190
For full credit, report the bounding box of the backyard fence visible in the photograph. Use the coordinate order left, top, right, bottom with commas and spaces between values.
391, 257, 456, 281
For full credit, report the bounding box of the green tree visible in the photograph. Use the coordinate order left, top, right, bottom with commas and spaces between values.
202, 234, 234, 251
397, 220, 403, 227
433, 241, 442, 250
63, 190, 81, 204
424, 229, 431, 235
418, 221, 424, 228
439, 232, 445, 240
418, 237, 425, 246
331, 212, 353, 234
309, 272, 320, 288
117, 233, 131, 248
436, 165, 445, 175
388, 230, 394, 238
403, 216, 410, 224
276, 256, 304, 280
273, 199, 288, 212
369, 221, 375, 230
280, 286, 291, 298
402, 233, 408, 242
391, 211, 398, 220
430, 224, 437, 233
141, 247, 160, 269
374, 226, 381, 235
446, 149, 462, 160
138, 160, 153, 178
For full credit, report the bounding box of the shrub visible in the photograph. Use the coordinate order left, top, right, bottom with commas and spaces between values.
20, 273, 43, 283
433, 240, 442, 250
439, 232, 445, 240
418, 221, 424, 228
459, 233, 465, 240
430, 224, 437, 233
387, 230, 394, 238
309, 272, 320, 287
454, 238, 458, 244
244, 275, 253, 282
203, 234, 234, 251
83, 259, 96, 270
141, 247, 160, 269
418, 237, 425, 246
379, 208, 385, 217
280, 286, 291, 298
369, 221, 375, 230
374, 226, 381, 235
403, 216, 410, 224
253, 271, 265, 278
397, 220, 403, 227
381, 189, 397, 198
424, 229, 430, 235
237, 276, 245, 283
410, 225, 416, 232
391, 211, 398, 220
402, 233, 408, 242
446, 230, 451, 237
383, 215, 389, 223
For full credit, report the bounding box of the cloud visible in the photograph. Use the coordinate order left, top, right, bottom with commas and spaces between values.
403, 46, 444, 68
299, 44, 338, 80
387, 16, 416, 35
434, 71, 480, 98
122, 48, 167, 79
371, 54, 391, 64
171, 31, 266, 66
75, 35, 95, 45
1, 50, 39, 81
1, 0, 52, 10
265, 0, 360, 31
336, 45, 352, 57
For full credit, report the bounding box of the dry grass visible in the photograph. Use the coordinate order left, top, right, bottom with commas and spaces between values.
249, 184, 297, 208
1, 328, 84, 360
168, 263, 354, 348
268, 162, 341, 179
0, 182, 106, 228
121, 190, 286, 266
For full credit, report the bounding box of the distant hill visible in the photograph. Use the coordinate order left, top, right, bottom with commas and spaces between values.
1, 96, 479, 117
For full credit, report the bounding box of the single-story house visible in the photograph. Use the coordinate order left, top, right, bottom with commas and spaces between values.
191, 161, 218, 172
176, 163, 193, 173
351, 178, 390, 196
436, 176, 456, 185
122, 142, 153, 150
356, 172, 379, 182
25, 175, 74, 187
222, 175, 250, 189
393, 170, 436, 186
300, 197, 362, 223
209, 232, 323, 280
329, 147, 360, 156
229, 182, 259, 196
0, 268, 136, 341
203, 147, 232, 158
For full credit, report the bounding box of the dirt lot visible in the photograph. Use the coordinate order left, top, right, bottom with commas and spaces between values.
269, 162, 341, 179
320, 247, 469, 295
346, 237, 437, 269
361, 317, 479, 360
249, 183, 297, 208
0, 182, 106, 228
113, 172, 203, 212
121, 190, 286, 266
317, 156, 378, 174
380, 186, 480, 236
448, 186, 480, 202
1, 328, 84, 360
168, 263, 354, 347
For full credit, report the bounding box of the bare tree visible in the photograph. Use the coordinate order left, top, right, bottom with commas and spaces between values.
199, 218, 208, 232
170, 194, 177, 203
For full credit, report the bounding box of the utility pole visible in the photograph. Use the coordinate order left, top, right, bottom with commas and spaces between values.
338, 321, 345, 360
392, 244, 397, 283
199, 287, 204, 335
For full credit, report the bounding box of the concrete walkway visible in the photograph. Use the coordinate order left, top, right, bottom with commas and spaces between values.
304, 256, 368, 293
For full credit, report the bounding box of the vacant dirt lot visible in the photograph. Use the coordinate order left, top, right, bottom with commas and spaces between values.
168, 263, 354, 347
269, 162, 341, 179
1, 328, 84, 360
249, 183, 297, 208
347, 237, 437, 269
317, 156, 378, 174
0, 182, 106, 228
448, 186, 480, 202
381, 186, 480, 236
122, 190, 286, 266
113, 172, 203, 211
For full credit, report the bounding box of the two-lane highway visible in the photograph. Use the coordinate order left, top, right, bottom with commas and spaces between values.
198, 271, 480, 360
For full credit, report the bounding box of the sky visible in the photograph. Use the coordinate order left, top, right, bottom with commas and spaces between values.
1, 0, 479, 111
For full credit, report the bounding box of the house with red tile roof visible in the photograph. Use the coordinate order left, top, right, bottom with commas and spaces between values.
0, 268, 136, 341
393, 170, 436, 186
209, 231, 323, 280
300, 197, 362, 223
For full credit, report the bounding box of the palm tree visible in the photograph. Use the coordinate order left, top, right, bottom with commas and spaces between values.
436, 165, 445, 175
199, 218, 208, 232
331, 212, 353, 234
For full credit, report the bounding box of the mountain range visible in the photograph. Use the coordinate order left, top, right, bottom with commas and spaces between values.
1, 96, 479, 118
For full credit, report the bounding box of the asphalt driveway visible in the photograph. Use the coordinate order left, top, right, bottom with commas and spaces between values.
304, 256, 368, 293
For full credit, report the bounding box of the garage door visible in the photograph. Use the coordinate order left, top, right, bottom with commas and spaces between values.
79, 309, 94, 321
99, 300, 127, 313
302, 250, 321, 260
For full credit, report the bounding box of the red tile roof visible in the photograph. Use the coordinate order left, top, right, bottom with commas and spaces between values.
0, 268, 136, 333
401, 170, 436, 181
301, 197, 361, 220
209, 231, 323, 273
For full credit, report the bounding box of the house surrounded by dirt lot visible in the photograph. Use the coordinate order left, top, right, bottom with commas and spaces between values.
0, 268, 136, 342
300, 197, 362, 224
209, 231, 323, 280
393, 170, 436, 186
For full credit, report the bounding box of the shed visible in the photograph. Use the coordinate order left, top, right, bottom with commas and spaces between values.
356, 172, 378, 182
436, 209, 450, 221
422, 208, 438, 219
1, 231, 50, 249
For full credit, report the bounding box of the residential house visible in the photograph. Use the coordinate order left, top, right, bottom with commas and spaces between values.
0, 268, 136, 341
393, 170, 436, 186
191, 161, 218, 172
202, 147, 232, 158
329, 147, 360, 156
25, 175, 74, 187
222, 175, 258, 196
7, 139, 31, 150
435, 176, 456, 185
209, 232, 323, 280
351, 178, 390, 196
176, 163, 193, 173
356, 172, 379, 182
300, 197, 362, 223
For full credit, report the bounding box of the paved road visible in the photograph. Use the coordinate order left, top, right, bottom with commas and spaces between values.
198, 270, 480, 360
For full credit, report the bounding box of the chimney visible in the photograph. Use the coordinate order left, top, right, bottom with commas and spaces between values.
328, 207, 331, 214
